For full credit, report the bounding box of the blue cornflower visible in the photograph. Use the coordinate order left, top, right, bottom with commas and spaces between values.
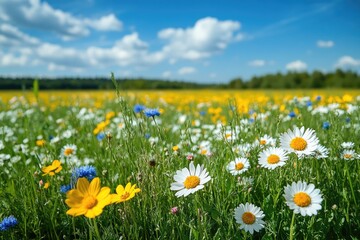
145, 133, 151, 139
199, 111, 206, 116
60, 184, 72, 194
316, 96, 321, 101
72, 165, 97, 181
306, 101, 312, 107
322, 121, 330, 130
134, 104, 146, 113
249, 118, 255, 123
144, 108, 160, 118
96, 133, 105, 141
288, 111, 296, 118
345, 117, 351, 123
0, 216, 18, 231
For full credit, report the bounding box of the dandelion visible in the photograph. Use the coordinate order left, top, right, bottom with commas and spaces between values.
36, 139, 46, 147
42, 160, 62, 176
284, 181, 323, 216
0, 216, 18, 231
61, 144, 77, 158
111, 182, 141, 203
258, 147, 288, 170
234, 203, 265, 234
280, 126, 320, 158
226, 158, 250, 175
170, 161, 211, 197
144, 108, 160, 118
65, 177, 111, 218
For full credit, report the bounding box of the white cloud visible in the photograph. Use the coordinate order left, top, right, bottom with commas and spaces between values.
0, 0, 123, 40
317, 40, 334, 48
178, 67, 196, 75
0, 23, 40, 46
286, 60, 307, 71
162, 71, 172, 78
0, 52, 28, 66
158, 17, 242, 60
87, 32, 163, 67
335, 56, 360, 68
85, 14, 123, 31
249, 59, 266, 67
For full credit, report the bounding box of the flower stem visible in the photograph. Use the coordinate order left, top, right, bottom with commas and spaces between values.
93, 218, 101, 240
289, 212, 296, 240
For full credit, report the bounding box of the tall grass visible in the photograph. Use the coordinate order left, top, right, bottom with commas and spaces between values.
0, 89, 359, 239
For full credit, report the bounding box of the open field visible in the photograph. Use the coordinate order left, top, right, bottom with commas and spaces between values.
0, 89, 359, 239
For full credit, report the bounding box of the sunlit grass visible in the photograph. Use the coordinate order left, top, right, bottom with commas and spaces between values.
0, 89, 359, 239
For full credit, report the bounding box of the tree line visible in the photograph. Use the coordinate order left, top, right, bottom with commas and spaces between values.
0, 69, 359, 90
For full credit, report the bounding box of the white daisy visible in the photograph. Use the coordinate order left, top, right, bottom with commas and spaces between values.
280, 126, 319, 158
341, 142, 355, 149
256, 134, 276, 147
60, 144, 77, 158
313, 145, 329, 159
284, 181, 323, 216
258, 147, 288, 170
170, 162, 211, 197
226, 158, 250, 175
234, 203, 265, 234
341, 149, 357, 160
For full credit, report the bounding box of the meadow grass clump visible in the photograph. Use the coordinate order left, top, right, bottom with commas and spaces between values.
0, 89, 359, 239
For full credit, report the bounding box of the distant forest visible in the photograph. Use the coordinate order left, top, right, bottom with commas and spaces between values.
1, 69, 360, 90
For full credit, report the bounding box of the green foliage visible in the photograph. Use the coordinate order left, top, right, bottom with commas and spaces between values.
0, 91, 359, 239
1, 69, 360, 90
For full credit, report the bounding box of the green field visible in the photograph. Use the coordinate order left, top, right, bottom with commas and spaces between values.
0, 90, 359, 239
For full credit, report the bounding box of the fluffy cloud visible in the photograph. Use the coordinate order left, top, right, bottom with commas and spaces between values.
178, 67, 196, 75
317, 40, 334, 48
87, 33, 164, 67
158, 17, 242, 60
249, 60, 266, 67
0, 23, 40, 46
335, 56, 360, 68
286, 60, 307, 71
0, 0, 122, 40
0, 51, 28, 66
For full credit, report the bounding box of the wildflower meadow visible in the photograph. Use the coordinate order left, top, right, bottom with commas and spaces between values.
0, 85, 359, 239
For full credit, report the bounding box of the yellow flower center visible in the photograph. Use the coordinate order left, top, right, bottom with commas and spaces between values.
201, 149, 207, 155
290, 137, 307, 151
293, 192, 311, 207
83, 196, 98, 209
184, 176, 200, 189
235, 162, 244, 170
64, 148, 74, 156
267, 154, 280, 164
242, 212, 256, 224
344, 154, 352, 159
121, 192, 130, 200
260, 140, 266, 145
225, 133, 232, 139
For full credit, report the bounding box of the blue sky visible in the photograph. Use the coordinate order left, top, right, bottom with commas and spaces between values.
0, 0, 359, 83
